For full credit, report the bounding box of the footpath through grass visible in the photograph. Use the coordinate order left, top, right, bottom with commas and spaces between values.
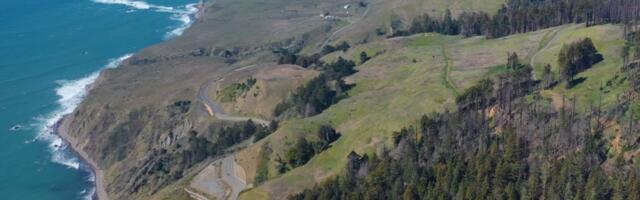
442, 45, 461, 95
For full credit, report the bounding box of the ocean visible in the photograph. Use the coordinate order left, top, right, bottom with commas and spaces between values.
0, 0, 197, 199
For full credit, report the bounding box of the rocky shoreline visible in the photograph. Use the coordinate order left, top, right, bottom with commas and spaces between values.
49, 3, 209, 199
56, 115, 109, 200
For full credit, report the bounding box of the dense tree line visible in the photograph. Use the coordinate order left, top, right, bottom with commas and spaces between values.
457, 53, 536, 113
559, 38, 603, 87
278, 50, 323, 68
322, 41, 351, 55
185, 120, 273, 165
274, 57, 357, 118
289, 53, 640, 200
276, 41, 351, 68
393, 9, 461, 37
254, 120, 279, 142
624, 30, 640, 94
396, 0, 640, 38
277, 125, 342, 173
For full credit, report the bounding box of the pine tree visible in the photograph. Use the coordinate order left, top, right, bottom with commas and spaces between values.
612, 175, 627, 200
558, 43, 577, 85
507, 52, 520, 71
629, 171, 640, 200
542, 64, 554, 88
525, 168, 541, 200
403, 183, 418, 200
585, 168, 608, 200
360, 51, 370, 64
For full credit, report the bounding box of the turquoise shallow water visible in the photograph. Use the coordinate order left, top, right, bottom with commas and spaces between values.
0, 0, 196, 199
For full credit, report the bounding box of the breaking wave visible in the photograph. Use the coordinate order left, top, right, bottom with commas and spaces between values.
32, 2, 200, 199
80, 173, 97, 200
91, 0, 200, 38
91, 0, 175, 12
34, 54, 131, 198
165, 3, 199, 39
36, 54, 131, 168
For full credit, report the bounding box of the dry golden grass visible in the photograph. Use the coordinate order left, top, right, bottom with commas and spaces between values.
214, 64, 319, 120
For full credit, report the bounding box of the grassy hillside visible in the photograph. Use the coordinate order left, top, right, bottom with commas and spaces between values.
298, 0, 506, 53
213, 64, 320, 119
236, 23, 631, 199
65, 0, 636, 197
530, 24, 628, 111
315, 0, 506, 52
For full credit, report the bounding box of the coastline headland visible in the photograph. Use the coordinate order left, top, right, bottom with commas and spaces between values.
51, 2, 203, 199
50, 0, 363, 198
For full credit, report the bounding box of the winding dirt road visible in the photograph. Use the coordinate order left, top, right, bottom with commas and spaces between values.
530, 26, 566, 79
191, 66, 270, 200
318, 3, 372, 52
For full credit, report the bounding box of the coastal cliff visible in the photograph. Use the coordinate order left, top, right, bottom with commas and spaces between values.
62, 54, 229, 199
60, 0, 362, 199
57, 0, 640, 199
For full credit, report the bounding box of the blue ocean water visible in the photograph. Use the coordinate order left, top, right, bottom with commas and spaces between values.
0, 0, 197, 199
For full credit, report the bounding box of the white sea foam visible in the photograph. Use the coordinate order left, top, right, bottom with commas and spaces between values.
81, 173, 97, 200
36, 2, 199, 198
92, 0, 183, 13
92, 0, 153, 10
35, 54, 132, 171
91, 0, 200, 38
82, 188, 96, 200
165, 3, 199, 39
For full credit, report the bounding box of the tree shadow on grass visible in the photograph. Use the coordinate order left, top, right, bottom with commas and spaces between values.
567, 77, 587, 88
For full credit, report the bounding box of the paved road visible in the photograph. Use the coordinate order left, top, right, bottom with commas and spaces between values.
192, 67, 268, 200
197, 76, 269, 126
220, 156, 246, 200
185, 188, 211, 200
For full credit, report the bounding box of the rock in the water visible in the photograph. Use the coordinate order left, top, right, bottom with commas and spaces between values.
9, 124, 23, 131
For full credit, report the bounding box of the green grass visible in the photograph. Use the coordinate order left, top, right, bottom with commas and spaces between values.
240, 24, 630, 199
330, 0, 506, 52
243, 31, 543, 199
218, 83, 250, 102
442, 45, 461, 95
218, 78, 256, 102
484, 64, 508, 77
408, 34, 442, 47
242, 34, 466, 199
446, 27, 553, 88
531, 24, 628, 110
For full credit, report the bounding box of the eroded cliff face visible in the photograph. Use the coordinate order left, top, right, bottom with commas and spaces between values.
62, 0, 363, 198
63, 48, 313, 200
64, 55, 230, 199
72, 102, 193, 196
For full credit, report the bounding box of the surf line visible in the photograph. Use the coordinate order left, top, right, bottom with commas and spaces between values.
36, 1, 204, 199
91, 0, 202, 39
